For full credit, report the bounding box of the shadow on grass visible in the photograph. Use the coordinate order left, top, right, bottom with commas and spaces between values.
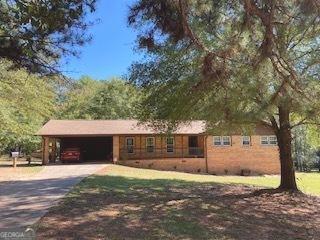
36, 174, 320, 240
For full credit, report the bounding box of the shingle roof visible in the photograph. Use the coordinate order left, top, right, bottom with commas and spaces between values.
36, 120, 206, 136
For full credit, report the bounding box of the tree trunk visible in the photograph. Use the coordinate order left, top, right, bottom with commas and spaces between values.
276, 106, 298, 191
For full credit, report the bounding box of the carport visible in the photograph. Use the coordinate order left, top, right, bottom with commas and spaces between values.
60, 137, 113, 162
36, 120, 125, 165
40, 136, 113, 163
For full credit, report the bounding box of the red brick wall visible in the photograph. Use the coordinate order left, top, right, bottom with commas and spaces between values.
115, 125, 280, 175
119, 158, 207, 173
206, 135, 280, 175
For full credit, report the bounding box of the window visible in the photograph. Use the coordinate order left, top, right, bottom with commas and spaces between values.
261, 136, 277, 146
213, 136, 221, 146
166, 137, 174, 153
126, 137, 134, 153
222, 136, 231, 146
269, 136, 277, 145
261, 136, 269, 145
242, 136, 251, 146
146, 137, 155, 153
213, 136, 231, 146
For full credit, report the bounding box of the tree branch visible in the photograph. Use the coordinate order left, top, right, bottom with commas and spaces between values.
178, 0, 209, 52
269, 115, 279, 133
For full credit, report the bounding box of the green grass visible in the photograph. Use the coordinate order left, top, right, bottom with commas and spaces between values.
36, 164, 320, 240
105, 165, 320, 195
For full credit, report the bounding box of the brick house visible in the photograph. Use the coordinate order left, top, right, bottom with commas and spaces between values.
37, 120, 280, 175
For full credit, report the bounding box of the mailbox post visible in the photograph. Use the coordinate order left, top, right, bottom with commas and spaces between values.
11, 151, 19, 168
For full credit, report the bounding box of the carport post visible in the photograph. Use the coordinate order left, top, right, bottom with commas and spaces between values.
42, 137, 50, 165
112, 136, 120, 163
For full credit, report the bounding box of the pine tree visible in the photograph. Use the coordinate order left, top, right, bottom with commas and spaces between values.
128, 0, 320, 190
0, 0, 96, 74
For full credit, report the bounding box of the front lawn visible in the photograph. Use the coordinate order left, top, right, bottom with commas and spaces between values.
36, 165, 320, 240
102, 165, 320, 196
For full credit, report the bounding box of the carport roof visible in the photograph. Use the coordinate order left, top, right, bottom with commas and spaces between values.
37, 120, 206, 136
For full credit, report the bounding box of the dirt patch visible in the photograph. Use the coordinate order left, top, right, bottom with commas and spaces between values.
35, 175, 320, 240
0, 161, 43, 182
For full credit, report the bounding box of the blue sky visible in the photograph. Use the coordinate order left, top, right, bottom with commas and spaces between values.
61, 0, 141, 80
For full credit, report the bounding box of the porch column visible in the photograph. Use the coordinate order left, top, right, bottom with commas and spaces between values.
140, 135, 142, 159
113, 135, 120, 163
42, 137, 50, 165
51, 138, 57, 163
204, 135, 209, 173
181, 135, 184, 159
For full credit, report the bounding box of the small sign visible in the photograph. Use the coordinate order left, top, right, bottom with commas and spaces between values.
0, 227, 36, 240
11, 152, 19, 158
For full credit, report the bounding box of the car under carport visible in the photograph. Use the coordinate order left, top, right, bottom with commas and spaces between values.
60, 136, 113, 162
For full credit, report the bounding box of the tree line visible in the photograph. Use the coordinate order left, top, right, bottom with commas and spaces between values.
0, 61, 141, 155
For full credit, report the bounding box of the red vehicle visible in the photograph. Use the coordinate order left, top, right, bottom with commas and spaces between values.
61, 148, 82, 163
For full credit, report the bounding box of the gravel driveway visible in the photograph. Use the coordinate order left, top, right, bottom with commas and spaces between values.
0, 163, 107, 228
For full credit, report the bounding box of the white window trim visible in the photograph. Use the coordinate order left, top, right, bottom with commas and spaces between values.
166, 137, 174, 153
222, 136, 231, 146
242, 136, 251, 147
146, 137, 155, 153
261, 135, 277, 146
213, 136, 231, 146
126, 137, 135, 154
261, 136, 269, 145
268, 135, 278, 146
213, 136, 222, 146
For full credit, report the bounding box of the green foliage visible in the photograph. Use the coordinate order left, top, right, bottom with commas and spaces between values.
307, 125, 320, 149
293, 126, 319, 171
0, 67, 142, 153
58, 76, 142, 120
0, 60, 55, 153
128, 1, 320, 188
128, 1, 320, 131
0, 0, 96, 74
